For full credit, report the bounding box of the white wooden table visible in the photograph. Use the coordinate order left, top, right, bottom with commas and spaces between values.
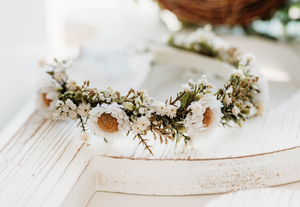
1, 0, 300, 206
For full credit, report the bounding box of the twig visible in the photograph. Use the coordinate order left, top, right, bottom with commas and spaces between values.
137, 134, 153, 156
171, 91, 186, 105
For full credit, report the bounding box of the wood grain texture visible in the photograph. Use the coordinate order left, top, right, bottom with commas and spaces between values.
205, 188, 300, 207
1, 80, 300, 205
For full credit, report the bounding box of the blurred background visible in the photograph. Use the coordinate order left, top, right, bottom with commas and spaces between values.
1, 0, 300, 135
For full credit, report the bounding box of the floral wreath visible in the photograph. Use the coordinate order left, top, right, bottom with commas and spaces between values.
36, 25, 269, 155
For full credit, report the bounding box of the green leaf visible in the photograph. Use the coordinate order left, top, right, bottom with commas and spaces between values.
179, 92, 191, 111
73, 91, 83, 101
46, 71, 54, 76
118, 96, 125, 104
241, 109, 250, 116
56, 87, 63, 92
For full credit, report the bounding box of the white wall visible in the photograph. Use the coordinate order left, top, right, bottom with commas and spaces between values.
0, 0, 46, 131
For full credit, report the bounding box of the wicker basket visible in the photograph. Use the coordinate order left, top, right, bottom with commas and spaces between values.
157, 0, 287, 25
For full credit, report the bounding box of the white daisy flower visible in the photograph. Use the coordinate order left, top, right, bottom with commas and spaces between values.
184, 95, 222, 141
136, 116, 151, 130
181, 84, 192, 92
88, 103, 130, 141
78, 103, 91, 117
153, 101, 168, 116
131, 123, 143, 135
36, 73, 60, 119
232, 105, 241, 117
224, 94, 232, 106
79, 132, 90, 144
67, 78, 78, 90
166, 105, 177, 118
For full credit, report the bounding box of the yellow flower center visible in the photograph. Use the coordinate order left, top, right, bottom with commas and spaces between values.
97, 113, 119, 132
42, 93, 52, 107
202, 107, 213, 128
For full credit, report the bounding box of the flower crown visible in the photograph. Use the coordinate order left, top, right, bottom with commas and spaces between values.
36, 25, 269, 155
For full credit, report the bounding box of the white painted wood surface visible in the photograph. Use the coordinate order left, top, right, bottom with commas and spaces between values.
205, 188, 300, 207
0, 87, 300, 206
1, 37, 300, 206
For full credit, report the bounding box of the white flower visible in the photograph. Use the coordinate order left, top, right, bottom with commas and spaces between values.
139, 107, 146, 114
55, 100, 64, 107
54, 61, 70, 72
233, 69, 245, 78
188, 79, 195, 85
79, 132, 90, 144
99, 93, 105, 101
149, 97, 155, 104
198, 75, 213, 87
153, 101, 168, 116
131, 123, 143, 135
242, 53, 256, 66
36, 73, 60, 119
111, 92, 118, 99
69, 110, 77, 120
61, 112, 67, 120
142, 93, 150, 103
105, 87, 113, 97
78, 103, 91, 117
181, 84, 192, 92
184, 95, 222, 141
62, 105, 69, 112
53, 99, 78, 120
106, 98, 111, 103
136, 116, 151, 130
146, 111, 152, 118
88, 103, 130, 141
54, 72, 67, 82
66, 99, 77, 110
166, 105, 177, 118
53, 111, 61, 119
232, 105, 240, 117
67, 78, 78, 90
223, 94, 232, 106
